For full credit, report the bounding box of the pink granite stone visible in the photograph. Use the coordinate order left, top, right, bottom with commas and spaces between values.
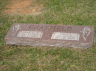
5, 23, 95, 49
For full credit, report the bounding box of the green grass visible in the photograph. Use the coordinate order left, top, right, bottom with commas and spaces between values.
0, 0, 96, 71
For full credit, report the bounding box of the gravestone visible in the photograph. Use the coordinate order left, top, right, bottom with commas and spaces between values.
5, 23, 95, 49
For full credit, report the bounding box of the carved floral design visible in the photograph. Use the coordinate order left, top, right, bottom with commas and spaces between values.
12, 24, 21, 36
81, 27, 91, 41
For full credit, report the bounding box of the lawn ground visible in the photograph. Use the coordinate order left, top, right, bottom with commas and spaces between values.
0, 0, 96, 71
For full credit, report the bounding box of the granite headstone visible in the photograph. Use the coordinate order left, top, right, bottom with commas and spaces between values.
5, 23, 95, 49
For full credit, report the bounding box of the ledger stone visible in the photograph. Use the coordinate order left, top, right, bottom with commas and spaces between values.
5, 23, 95, 49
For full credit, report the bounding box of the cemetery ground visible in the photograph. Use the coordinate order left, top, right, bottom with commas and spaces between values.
0, 0, 96, 71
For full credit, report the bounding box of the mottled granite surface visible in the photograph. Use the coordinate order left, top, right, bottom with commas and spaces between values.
5, 23, 95, 49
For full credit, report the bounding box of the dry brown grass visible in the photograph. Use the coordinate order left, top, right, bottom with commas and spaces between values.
4, 0, 44, 15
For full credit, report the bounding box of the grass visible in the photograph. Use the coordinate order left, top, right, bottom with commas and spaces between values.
0, 0, 96, 71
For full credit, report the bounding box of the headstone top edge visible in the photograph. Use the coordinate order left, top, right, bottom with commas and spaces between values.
13, 23, 94, 27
